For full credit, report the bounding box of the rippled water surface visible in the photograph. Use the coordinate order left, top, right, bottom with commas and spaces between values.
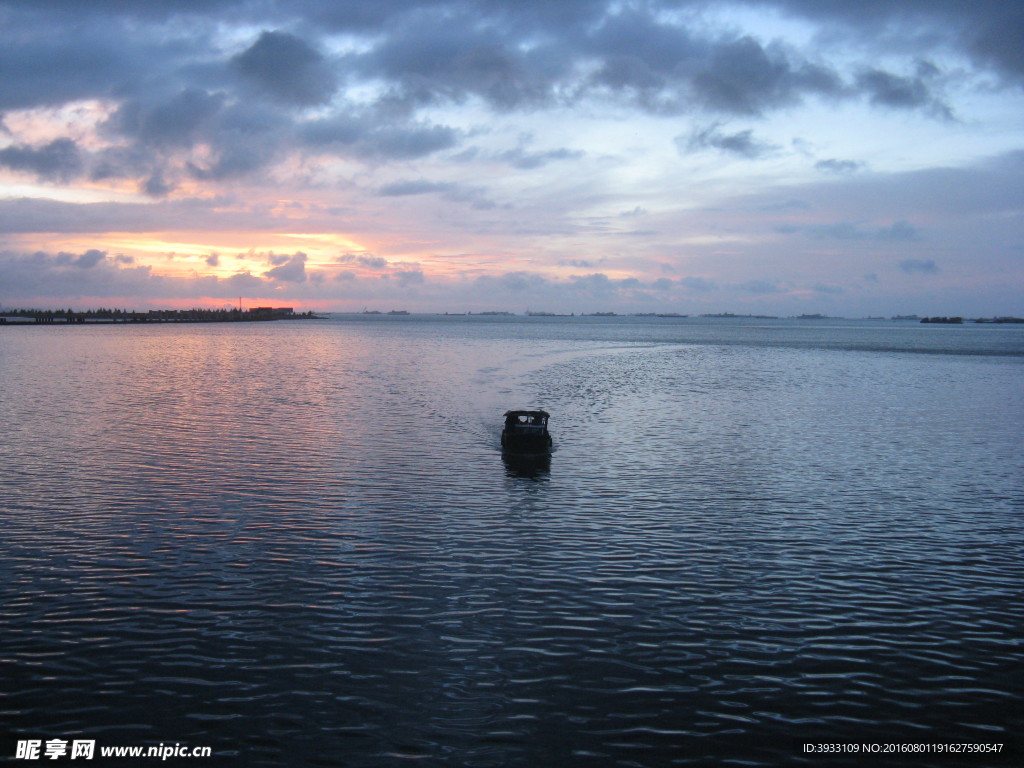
2, 316, 1022, 766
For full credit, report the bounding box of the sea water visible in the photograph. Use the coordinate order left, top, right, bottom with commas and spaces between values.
1, 316, 1022, 766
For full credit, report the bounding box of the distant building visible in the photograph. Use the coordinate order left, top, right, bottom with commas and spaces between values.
249, 307, 294, 318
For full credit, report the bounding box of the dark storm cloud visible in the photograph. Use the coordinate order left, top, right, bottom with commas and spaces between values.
768, 0, 1024, 86
4, 91, 280, 188
109, 90, 226, 148
263, 252, 307, 282
114, 99, 294, 182
582, 9, 704, 110
360, 21, 567, 111
142, 172, 175, 197
970, 12, 1024, 84
188, 144, 270, 181
0, 138, 83, 181
691, 36, 841, 115
73, 249, 105, 268
856, 68, 952, 119
0, 29, 131, 110
205, 105, 293, 174
232, 31, 338, 106
2, 1, 1019, 123
0, 3, 220, 111
37, 248, 109, 269
301, 2, 851, 120
99, 89, 270, 184
89, 145, 154, 185
583, 10, 842, 115
682, 124, 776, 158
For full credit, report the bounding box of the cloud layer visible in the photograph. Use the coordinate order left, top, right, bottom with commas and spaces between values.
0, 0, 1021, 315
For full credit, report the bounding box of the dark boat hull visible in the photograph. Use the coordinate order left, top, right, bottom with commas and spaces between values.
500, 433, 553, 455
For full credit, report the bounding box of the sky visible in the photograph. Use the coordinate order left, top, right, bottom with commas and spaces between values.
1, 0, 1022, 316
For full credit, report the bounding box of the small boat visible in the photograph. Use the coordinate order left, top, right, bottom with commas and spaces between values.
501, 410, 553, 455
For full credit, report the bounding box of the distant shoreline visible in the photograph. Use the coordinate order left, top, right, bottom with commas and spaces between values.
3, 309, 1021, 326
0, 307, 324, 326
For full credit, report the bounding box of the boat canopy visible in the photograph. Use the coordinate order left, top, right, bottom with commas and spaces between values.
504, 410, 549, 425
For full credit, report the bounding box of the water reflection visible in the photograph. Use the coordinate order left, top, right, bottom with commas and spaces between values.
502, 452, 551, 479
2, 318, 1022, 768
